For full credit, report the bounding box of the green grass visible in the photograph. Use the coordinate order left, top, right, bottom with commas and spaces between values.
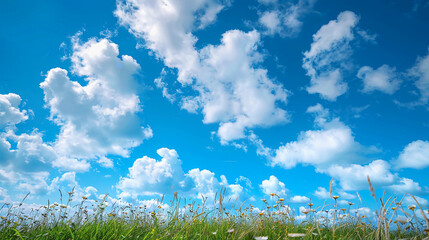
1, 183, 428, 239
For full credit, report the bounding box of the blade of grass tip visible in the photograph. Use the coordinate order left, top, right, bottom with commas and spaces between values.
67, 224, 75, 240
19, 192, 30, 207
408, 194, 429, 227
329, 178, 333, 198
367, 176, 377, 202
357, 192, 362, 203
12, 228, 24, 240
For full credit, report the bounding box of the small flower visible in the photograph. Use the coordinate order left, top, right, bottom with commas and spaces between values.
261, 199, 267, 202
259, 212, 264, 216
254, 237, 268, 240
332, 196, 340, 200
396, 216, 410, 224
348, 202, 354, 206
308, 203, 313, 207
288, 233, 306, 237
392, 207, 398, 211
408, 205, 416, 211
212, 232, 217, 235
82, 196, 88, 200
270, 193, 276, 197
227, 229, 235, 233
302, 209, 311, 215
279, 198, 284, 201
0, 217, 6, 220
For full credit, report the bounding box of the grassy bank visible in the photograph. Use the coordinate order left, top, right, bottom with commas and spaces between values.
1, 180, 428, 239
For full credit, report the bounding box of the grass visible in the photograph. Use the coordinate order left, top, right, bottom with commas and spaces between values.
1, 178, 428, 239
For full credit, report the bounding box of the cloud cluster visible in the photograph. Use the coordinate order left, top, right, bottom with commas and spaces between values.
0, 94, 57, 195
0, 93, 29, 129
410, 49, 429, 104
254, 103, 427, 194
115, 0, 289, 143
303, 11, 359, 101
258, 0, 316, 37
0, 36, 155, 199
117, 148, 250, 203
395, 140, 429, 169
41, 37, 152, 170
357, 65, 401, 94
260, 175, 287, 196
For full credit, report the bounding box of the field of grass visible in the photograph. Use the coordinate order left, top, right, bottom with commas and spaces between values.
1, 178, 428, 239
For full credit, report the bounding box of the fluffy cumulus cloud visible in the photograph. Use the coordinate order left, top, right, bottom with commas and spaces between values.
303, 11, 359, 101
0, 187, 11, 203
117, 148, 250, 202
325, 160, 397, 191
260, 175, 287, 196
313, 187, 330, 199
115, 0, 289, 143
270, 104, 362, 169
117, 148, 185, 197
254, 104, 428, 194
290, 195, 310, 203
258, 0, 316, 37
395, 140, 429, 169
410, 49, 429, 104
357, 65, 401, 94
0, 94, 58, 195
0, 93, 29, 129
40, 37, 152, 170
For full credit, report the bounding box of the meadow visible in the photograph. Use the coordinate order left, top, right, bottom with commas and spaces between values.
1, 178, 428, 239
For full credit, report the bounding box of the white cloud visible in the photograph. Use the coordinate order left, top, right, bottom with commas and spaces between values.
357, 65, 401, 94
40, 38, 152, 170
259, 11, 282, 35
258, 0, 277, 5
314, 187, 330, 199
98, 156, 114, 168
116, 1, 289, 143
271, 123, 357, 169
117, 148, 185, 197
0, 187, 11, 203
303, 11, 359, 100
389, 178, 425, 194
235, 176, 253, 189
0, 93, 28, 129
0, 97, 60, 196
117, 148, 250, 202
270, 104, 362, 169
409, 48, 429, 104
395, 140, 429, 169
403, 195, 428, 206
258, 0, 316, 37
290, 195, 310, 203
327, 161, 425, 194
325, 160, 396, 191
260, 175, 287, 196
256, 104, 428, 194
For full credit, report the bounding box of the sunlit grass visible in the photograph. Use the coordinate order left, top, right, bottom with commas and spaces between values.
1, 178, 428, 239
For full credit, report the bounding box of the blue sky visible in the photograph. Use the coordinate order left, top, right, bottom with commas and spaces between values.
1, 0, 429, 212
